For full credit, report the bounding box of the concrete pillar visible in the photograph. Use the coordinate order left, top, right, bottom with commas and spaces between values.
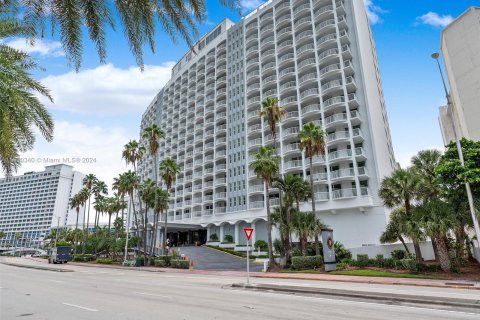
251, 221, 256, 247
234, 223, 240, 245
207, 227, 211, 242
219, 224, 225, 243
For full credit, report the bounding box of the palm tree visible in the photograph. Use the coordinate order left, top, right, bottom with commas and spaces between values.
82, 174, 97, 234
291, 212, 316, 256
250, 146, 280, 266
260, 97, 285, 153
0, 9, 54, 177
411, 150, 442, 202
140, 178, 157, 264
113, 175, 128, 223
69, 194, 82, 254
117, 171, 141, 229
298, 122, 326, 219
92, 180, 108, 228
270, 206, 294, 262
159, 158, 180, 253
379, 168, 423, 260
416, 200, 455, 271
312, 218, 325, 256
4, 0, 239, 70
0, 230, 5, 240
93, 196, 106, 231
379, 207, 411, 254
147, 188, 170, 258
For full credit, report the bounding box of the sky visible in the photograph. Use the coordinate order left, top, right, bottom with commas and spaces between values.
4, 0, 479, 193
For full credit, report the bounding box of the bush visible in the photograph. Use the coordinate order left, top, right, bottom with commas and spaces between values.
171, 259, 190, 269
54, 241, 71, 247
376, 254, 384, 260
224, 234, 234, 243
291, 247, 302, 257
254, 240, 268, 251
273, 239, 285, 256
135, 256, 144, 266
207, 245, 255, 260
209, 233, 218, 241
291, 255, 323, 270
334, 242, 352, 262
154, 259, 167, 267
96, 258, 113, 264
72, 254, 94, 262
355, 254, 369, 267
391, 249, 407, 260
156, 255, 171, 266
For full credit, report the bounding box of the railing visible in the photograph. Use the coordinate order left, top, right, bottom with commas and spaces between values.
249, 201, 265, 209
325, 112, 347, 125
315, 192, 330, 201
333, 188, 357, 199
284, 160, 303, 169
323, 96, 345, 108
329, 149, 352, 161
330, 168, 355, 179
249, 185, 264, 192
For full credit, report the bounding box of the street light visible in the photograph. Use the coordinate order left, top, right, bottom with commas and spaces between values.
431, 52, 480, 247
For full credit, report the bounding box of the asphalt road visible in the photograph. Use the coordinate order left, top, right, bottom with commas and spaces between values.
1, 262, 479, 320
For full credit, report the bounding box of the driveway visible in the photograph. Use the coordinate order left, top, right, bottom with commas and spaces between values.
174, 246, 263, 271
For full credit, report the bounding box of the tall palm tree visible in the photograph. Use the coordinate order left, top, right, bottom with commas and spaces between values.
270, 206, 294, 263
92, 180, 108, 228
93, 195, 106, 230
379, 207, 411, 254
0, 9, 54, 177
250, 146, 280, 266
113, 175, 128, 223
379, 168, 423, 260
3, 0, 239, 70
159, 158, 180, 253
411, 149, 442, 202
82, 174, 97, 234
140, 178, 157, 264
69, 194, 82, 254
298, 122, 326, 219
260, 97, 285, 153
151, 188, 170, 257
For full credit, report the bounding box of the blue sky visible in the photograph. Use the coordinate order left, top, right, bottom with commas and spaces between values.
5, 0, 479, 189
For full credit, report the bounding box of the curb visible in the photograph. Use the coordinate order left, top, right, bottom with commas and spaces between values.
0, 261, 73, 272
66, 261, 166, 273
252, 274, 480, 291
231, 283, 480, 310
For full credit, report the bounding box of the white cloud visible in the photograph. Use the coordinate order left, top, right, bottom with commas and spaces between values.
15, 121, 134, 192
240, 0, 265, 11
417, 12, 453, 28
39, 62, 175, 116
3, 37, 64, 57
363, 0, 385, 25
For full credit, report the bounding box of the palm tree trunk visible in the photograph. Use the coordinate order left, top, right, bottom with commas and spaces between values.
130, 192, 139, 228
108, 214, 112, 236
309, 157, 315, 214
314, 234, 320, 256
413, 240, 423, 261
265, 182, 274, 266
74, 209, 79, 255
82, 201, 87, 254
431, 238, 439, 263
398, 235, 410, 254
164, 207, 169, 255
301, 236, 307, 256
435, 235, 451, 271
86, 195, 91, 234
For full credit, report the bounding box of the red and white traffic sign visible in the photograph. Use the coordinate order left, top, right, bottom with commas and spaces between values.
243, 228, 254, 241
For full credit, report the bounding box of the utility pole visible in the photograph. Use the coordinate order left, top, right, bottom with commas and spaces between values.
431, 52, 480, 246
54, 216, 60, 247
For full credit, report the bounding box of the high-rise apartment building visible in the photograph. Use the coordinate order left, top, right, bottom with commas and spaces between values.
0, 165, 85, 248
138, 0, 396, 250
438, 7, 480, 145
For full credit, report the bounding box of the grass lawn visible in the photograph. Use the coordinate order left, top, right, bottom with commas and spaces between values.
280, 269, 446, 280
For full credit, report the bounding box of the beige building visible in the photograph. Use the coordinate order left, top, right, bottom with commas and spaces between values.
439, 6, 480, 144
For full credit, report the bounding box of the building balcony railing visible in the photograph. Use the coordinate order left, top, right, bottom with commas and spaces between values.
249, 201, 265, 209
330, 168, 355, 180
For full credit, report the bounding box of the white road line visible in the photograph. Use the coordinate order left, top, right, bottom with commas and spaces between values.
134, 291, 171, 299
62, 302, 98, 312
48, 280, 65, 283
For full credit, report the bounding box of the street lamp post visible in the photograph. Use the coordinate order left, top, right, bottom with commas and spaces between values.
431, 52, 480, 247
54, 216, 60, 247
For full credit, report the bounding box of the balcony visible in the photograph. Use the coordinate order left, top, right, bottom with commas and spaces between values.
249, 184, 264, 193
312, 172, 328, 182
329, 149, 352, 161
215, 207, 227, 214
302, 104, 321, 115
300, 88, 319, 100
214, 192, 227, 200
215, 178, 227, 185
332, 188, 357, 199
248, 138, 262, 148
330, 168, 355, 180
325, 112, 347, 126
327, 131, 350, 143
323, 96, 345, 110
248, 124, 262, 134
284, 159, 303, 169
315, 192, 330, 201
282, 126, 300, 138
249, 201, 265, 209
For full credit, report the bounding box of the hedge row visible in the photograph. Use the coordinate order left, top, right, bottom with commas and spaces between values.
72, 254, 95, 262
171, 259, 190, 269
291, 255, 323, 270
96, 258, 113, 264
344, 254, 441, 273
206, 245, 255, 260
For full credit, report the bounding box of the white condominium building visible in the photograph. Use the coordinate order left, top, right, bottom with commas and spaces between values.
438, 7, 480, 145
0, 165, 85, 249
138, 0, 396, 250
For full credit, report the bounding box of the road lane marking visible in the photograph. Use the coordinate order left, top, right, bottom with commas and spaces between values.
48, 280, 65, 283
134, 291, 171, 299
62, 302, 98, 312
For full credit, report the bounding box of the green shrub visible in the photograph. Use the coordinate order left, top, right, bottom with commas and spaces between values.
334, 242, 352, 262
399, 259, 424, 273
355, 254, 369, 267
273, 238, 285, 256
96, 258, 113, 264
54, 241, 71, 247
154, 259, 167, 267
207, 245, 255, 259
291, 247, 302, 257
254, 240, 268, 251
391, 249, 407, 260
209, 233, 218, 241
291, 255, 323, 270
224, 234, 234, 243
336, 262, 349, 270
171, 259, 190, 269
72, 254, 94, 262
135, 256, 144, 266
376, 254, 384, 260
156, 255, 171, 266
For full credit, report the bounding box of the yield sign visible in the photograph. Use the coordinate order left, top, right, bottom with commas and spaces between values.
243, 228, 254, 241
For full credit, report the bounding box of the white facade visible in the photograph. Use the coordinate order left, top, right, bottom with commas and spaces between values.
137, 0, 396, 249
0, 165, 85, 248
439, 7, 480, 144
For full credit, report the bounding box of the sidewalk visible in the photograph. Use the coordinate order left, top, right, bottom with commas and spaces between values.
3, 256, 480, 290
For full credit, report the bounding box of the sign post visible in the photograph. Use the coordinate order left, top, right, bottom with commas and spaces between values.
243, 228, 254, 284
